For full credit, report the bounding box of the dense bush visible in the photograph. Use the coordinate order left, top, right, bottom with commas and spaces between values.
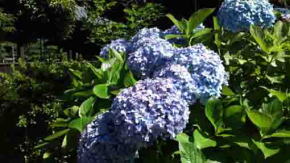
0, 0, 165, 57
0, 58, 89, 162
2, 0, 290, 163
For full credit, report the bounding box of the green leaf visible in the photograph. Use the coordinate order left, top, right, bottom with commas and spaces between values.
213, 17, 221, 48
273, 21, 283, 40
205, 99, 224, 133
93, 84, 110, 99
101, 58, 116, 71
44, 129, 70, 141
193, 129, 216, 149
69, 68, 82, 80
186, 8, 215, 35
189, 28, 212, 40
222, 136, 251, 149
224, 105, 245, 129
252, 139, 280, 158
166, 14, 183, 32
123, 71, 137, 87
222, 86, 235, 96
265, 130, 290, 138
110, 49, 124, 62
63, 106, 79, 117
164, 34, 184, 40
261, 87, 287, 102
262, 99, 284, 131
107, 59, 124, 84
87, 63, 103, 79
43, 152, 51, 159
61, 134, 68, 148
79, 97, 96, 117
50, 118, 69, 127
266, 75, 285, 84
246, 109, 272, 132
176, 133, 205, 163
34, 142, 49, 149
250, 25, 269, 54
72, 89, 94, 97
68, 117, 94, 132
110, 89, 121, 95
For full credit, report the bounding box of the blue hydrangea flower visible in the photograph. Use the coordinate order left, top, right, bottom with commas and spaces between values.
130, 27, 162, 43
162, 24, 205, 44
110, 78, 189, 146
100, 39, 132, 58
173, 44, 228, 103
127, 37, 175, 78
153, 64, 198, 104
275, 8, 290, 21
217, 0, 276, 32
78, 112, 139, 163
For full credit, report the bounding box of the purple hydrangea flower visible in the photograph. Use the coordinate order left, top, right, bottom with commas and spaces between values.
130, 27, 162, 43
127, 37, 175, 78
100, 39, 132, 58
78, 112, 139, 163
173, 44, 228, 103
110, 78, 189, 146
217, 0, 276, 32
78, 78, 190, 162
153, 64, 198, 104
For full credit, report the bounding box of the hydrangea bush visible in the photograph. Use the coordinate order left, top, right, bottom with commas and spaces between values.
217, 0, 276, 32
79, 24, 228, 162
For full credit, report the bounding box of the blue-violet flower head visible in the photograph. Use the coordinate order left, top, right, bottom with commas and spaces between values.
217, 0, 276, 32
173, 44, 228, 103
110, 78, 189, 146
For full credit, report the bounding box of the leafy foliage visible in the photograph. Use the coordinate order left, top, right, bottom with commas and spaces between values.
168, 10, 290, 162
2, 4, 290, 163
35, 50, 137, 161
0, 58, 84, 162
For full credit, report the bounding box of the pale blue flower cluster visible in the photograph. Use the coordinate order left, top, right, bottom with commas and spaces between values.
127, 37, 174, 77
153, 64, 198, 104
172, 44, 228, 103
217, 0, 276, 32
78, 78, 189, 163
79, 27, 229, 162
78, 112, 139, 163
130, 27, 162, 43
110, 78, 189, 145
